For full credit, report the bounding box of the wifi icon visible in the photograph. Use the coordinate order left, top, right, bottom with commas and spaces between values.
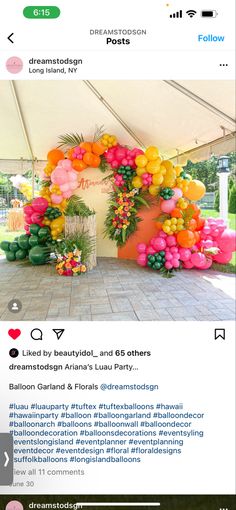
186, 10, 197, 17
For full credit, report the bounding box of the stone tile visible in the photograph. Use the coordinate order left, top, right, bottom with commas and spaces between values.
90, 303, 113, 314
69, 304, 91, 315
109, 297, 133, 313
134, 309, 160, 321
92, 311, 138, 321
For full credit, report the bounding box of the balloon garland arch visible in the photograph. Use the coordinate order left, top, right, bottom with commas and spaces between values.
1, 129, 235, 273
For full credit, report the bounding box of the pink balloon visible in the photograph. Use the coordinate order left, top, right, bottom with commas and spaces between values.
159, 231, 167, 238
51, 168, 68, 185
213, 251, 233, 264
191, 252, 207, 268
31, 212, 42, 224
60, 183, 70, 192
146, 246, 156, 255
137, 243, 147, 254
198, 258, 213, 270
183, 260, 194, 269
217, 229, 236, 253
51, 193, 63, 204
165, 261, 173, 270
179, 248, 191, 261
111, 160, 119, 169
160, 199, 176, 214
23, 205, 33, 215
24, 225, 30, 234
151, 237, 166, 251
115, 147, 127, 160
137, 253, 147, 267
60, 159, 72, 170
69, 181, 78, 190
203, 226, 211, 235
67, 170, 78, 182
172, 258, 180, 268
166, 235, 176, 247
172, 187, 183, 200
165, 252, 173, 261
62, 190, 73, 198
31, 197, 48, 213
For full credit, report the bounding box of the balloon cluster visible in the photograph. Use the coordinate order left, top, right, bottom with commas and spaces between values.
50, 159, 78, 203
44, 206, 62, 220
23, 197, 48, 233
0, 224, 52, 265
137, 216, 236, 274
105, 145, 144, 169
10, 175, 34, 201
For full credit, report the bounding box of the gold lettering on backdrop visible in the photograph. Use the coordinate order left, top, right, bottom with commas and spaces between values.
77, 178, 113, 193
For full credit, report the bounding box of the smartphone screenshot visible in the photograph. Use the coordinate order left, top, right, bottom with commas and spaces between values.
0, 1, 235, 509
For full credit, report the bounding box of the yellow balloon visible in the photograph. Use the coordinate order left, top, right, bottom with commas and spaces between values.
162, 160, 174, 171
135, 155, 148, 168
146, 159, 161, 174
148, 184, 159, 196
136, 167, 146, 177
175, 165, 183, 176
160, 164, 167, 175
132, 176, 143, 188
152, 173, 164, 185
183, 180, 206, 201
145, 146, 159, 161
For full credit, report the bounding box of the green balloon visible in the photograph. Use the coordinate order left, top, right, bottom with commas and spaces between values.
29, 235, 39, 247
15, 249, 27, 260
9, 241, 19, 252
38, 227, 50, 239
159, 251, 165, 257
29, 224, 41, 236
5, 251, 16, 261
0, 240, 10, 252
18, 234, 30, 250
147, 261, 152, 267
150, 256, 155, 263
29, 246, 50, 265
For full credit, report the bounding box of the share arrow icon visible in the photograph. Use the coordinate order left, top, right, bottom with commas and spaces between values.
52, 329, 65, 340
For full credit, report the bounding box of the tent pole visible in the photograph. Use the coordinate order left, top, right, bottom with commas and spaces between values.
83, 81, 146, 148
164, 81, 236, 127
9, 81, 36, 197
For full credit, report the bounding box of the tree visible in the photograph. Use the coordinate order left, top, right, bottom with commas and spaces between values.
214, 190, 219, 211
228, 184, 236, 214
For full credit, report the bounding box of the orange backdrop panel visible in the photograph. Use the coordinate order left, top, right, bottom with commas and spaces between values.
118, 204, 161, 260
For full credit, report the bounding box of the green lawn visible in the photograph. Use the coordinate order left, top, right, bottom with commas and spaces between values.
0, 225, 24, 254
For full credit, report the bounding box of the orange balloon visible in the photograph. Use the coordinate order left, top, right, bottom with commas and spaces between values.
171, 208, 183, 219
177, 229, 196, 248
91, 154, 101, 168
188, 203, 201, 218
47, 149, 64, 165
92, 141, 106, 155
67, 148, 74, 160
83, 152, 94, 166
80, 142, 92, 152
194, 231, 200, 243
187, 218, 197, 231
196, 217, 205, 230
72, 160, 87, 172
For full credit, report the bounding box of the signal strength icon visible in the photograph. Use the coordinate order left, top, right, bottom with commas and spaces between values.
170, 10, 182, 18
186, 10, 197, 17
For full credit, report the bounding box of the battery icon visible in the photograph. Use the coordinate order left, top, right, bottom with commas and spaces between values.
201, 10, 218, 17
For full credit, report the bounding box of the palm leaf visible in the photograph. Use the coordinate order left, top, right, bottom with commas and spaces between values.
57, 132, 84, 148
65, 195, 95, 217
93, 125, 105, 142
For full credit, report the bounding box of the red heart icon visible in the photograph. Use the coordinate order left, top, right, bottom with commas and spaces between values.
8, 328, 21, 340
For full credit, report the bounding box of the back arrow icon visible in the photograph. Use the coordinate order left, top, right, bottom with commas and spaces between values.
4, 451, 9, 467
8, 33, 14, 43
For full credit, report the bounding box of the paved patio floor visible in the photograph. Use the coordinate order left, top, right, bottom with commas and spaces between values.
0, 257, 235, 321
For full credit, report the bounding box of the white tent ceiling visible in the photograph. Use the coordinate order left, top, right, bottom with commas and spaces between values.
0, 80, 235, 174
